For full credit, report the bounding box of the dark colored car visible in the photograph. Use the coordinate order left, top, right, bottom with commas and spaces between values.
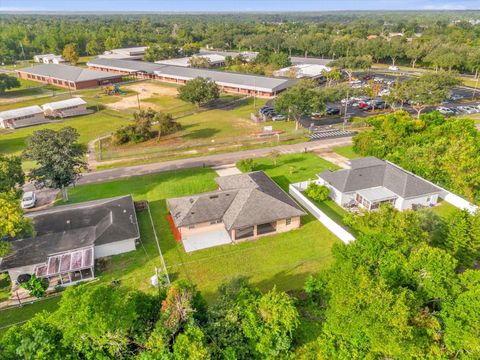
363, 74, 373, 80
326, 107, 340, 115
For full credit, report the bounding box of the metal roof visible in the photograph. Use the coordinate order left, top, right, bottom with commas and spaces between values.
87, 58, 295, 92
0, 105, 43, 121
156, 54, 226, 67
318, 157, 441, 198
17, 63, 122, 83
155, 65, 296, 92
42, 97, 87, 110
88, 58, 164, 74
290, 57, 333, 66
357, 187, 398, 202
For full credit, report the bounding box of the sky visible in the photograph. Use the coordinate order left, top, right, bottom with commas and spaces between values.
0, 0, 479, 12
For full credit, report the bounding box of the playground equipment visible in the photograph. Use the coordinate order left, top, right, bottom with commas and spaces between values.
103, 84, 125, 96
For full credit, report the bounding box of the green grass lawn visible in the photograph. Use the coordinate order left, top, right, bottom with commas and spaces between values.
98, 97, 300, 161
429, 200, 458, 219
243, 152, 339, 191
0, 296, 61, 337
333, 145, 360, 159
0, 111, 132, 168
0, 274, 11, 303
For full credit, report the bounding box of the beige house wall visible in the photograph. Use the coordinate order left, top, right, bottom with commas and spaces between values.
231, 216, 301, 242
178, 221, 225, 237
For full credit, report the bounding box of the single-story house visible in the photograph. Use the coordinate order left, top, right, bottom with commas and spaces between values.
87, 58, 296, 97
167, 171, 306, 252
16, 63, 123, 90
156, 54, 226, 67
0, 195, 139, 288
317, 157, 442, 211
33, 54, 65, 64
0, 105, 46, 129
42, 97, 89, 118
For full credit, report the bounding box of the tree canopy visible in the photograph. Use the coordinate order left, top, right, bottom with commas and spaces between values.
178, 77, 220, 107
0, 74, 20, 93
23, 127, 87, 201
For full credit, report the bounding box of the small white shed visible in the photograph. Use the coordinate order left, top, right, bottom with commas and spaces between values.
0, 106, 46, 129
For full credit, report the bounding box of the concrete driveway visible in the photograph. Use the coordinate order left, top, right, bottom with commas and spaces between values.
182, 228, 232, 253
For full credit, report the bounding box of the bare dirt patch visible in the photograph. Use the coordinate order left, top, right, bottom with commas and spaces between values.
105, 82, 179, 111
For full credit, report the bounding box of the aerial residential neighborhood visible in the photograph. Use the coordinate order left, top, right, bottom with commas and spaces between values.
0, 1, 479, 359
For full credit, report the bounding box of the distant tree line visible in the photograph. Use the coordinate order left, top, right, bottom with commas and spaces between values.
1, 14, 479, 75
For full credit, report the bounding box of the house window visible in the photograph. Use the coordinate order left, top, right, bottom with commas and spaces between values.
286, 218, 292, 226
426, 196, 431, 202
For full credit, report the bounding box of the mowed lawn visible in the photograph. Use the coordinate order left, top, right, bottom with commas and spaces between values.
0, 111, 132, 157
61, 154, 340, 300
333, 145, 360, 159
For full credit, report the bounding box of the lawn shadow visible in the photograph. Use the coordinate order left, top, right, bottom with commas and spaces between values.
0, 134, 30, 155
182, 127, 221, 140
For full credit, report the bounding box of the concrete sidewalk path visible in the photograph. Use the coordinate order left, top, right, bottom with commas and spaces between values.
78, 137, 353, 185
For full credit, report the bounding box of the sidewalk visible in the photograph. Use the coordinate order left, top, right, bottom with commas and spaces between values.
78, 137, 353, 185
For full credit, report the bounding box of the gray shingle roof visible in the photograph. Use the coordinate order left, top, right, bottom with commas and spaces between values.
317, 156, 440, 198
167, 171, 305, 230
0, 196, 139, 270
17, 63, 122, 83
0, 106, 44, 121
86, 58, 296, 92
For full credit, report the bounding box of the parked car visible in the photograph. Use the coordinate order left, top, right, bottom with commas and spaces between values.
326, 107, 340, 115
378, 89, 390, 97
449, 94, 464, 101
437, 107, 455, 115
358, 102, 370, 109
388, 65, 399, 71
21, 191, 36, 209
272, 114, 286, 121
458, 106, 475, 114
363, 74, 373, 80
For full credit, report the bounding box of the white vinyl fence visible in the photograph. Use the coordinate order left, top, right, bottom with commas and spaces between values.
289, 181, 355, 244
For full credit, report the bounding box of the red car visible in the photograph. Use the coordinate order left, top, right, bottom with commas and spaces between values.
358, 102, 369, 109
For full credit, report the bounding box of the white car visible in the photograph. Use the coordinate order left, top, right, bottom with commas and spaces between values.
272, 114, 286, 121
378, 89, 390, 97
458, 106, 476, 114
21, 191, 36, 209
388, 65, 399, 71
437, 107, 454, 115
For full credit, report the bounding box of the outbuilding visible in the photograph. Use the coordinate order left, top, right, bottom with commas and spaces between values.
42, 97, 89, 118
17, 63, 123, 90
0, 105, 46, 129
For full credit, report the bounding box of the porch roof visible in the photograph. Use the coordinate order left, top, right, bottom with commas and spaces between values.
356, 186, 398, 203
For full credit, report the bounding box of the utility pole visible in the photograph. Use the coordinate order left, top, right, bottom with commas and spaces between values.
137, 93, 141, 110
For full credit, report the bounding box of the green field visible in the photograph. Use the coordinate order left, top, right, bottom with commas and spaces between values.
333, 145, 360, 159
98, 97, 301, 161
0, 111, 132, 157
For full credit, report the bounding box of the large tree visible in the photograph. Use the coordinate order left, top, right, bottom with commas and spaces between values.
0, 154, 24, 193
0, 74, 20, 93
0, 190, 33, 256
23, 127, 87, 201
178, 77, 220, 107
274, 79, 324, 130
62, 43, 79, 65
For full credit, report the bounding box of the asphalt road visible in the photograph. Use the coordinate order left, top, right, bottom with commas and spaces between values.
77, 137, 353, 185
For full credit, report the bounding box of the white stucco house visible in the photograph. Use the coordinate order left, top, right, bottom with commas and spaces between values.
0, 196, 139, 289
317, 157, 442, 211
